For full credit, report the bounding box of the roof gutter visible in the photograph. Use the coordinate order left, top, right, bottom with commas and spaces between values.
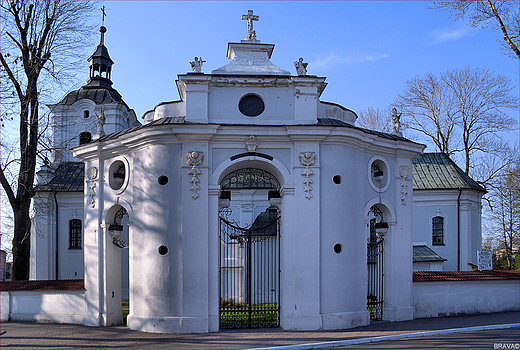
53, 191, 59, 280
457, 187, 462, 271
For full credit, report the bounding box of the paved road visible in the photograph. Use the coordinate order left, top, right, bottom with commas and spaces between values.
329, 328, 520, 349
0, 311, 518, 349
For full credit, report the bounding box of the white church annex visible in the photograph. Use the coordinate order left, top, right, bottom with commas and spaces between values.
31, 11, 429, 333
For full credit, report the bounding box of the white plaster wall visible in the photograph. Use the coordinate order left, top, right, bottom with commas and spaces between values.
1, 291, 85, 323
319, 144, 369, 329
57, 193, 85, 279
49, 100, 139, 164
126, 143, 186, 332
208, 86, 296, 124
72, 116, 423, 333
413, 261, 444, 271
30, 192, 55, 280
412, 190, 482, 271
413, 280, 520, 317
383, 156, 415, 322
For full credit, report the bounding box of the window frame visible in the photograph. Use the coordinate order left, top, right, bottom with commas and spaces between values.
69, 219, 82, 249
432, 216, 445, 246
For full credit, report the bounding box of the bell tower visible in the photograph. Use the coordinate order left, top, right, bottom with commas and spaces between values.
87, 25, 114, 88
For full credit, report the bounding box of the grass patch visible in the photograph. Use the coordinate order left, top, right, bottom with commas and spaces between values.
220, 303, 278, 328
122, 300, 129, 324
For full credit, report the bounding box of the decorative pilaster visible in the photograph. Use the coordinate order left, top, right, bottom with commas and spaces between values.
186, 151, 204, 199
299, 152, 316, 199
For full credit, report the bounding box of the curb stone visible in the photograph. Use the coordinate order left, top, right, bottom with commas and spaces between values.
246, 323, 520, 350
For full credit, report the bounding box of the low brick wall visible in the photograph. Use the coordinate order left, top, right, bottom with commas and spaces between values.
413, 271, 520, 318
1, 279, 85, 323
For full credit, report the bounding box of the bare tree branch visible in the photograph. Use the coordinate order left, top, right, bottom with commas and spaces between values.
0, 0, 98, 280
433, 0, 520, 60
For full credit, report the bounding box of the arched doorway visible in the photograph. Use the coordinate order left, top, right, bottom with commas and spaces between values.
218, 168, 281, 329
105, 204, 130, 326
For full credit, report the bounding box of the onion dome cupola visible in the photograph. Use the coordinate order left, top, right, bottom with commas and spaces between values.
87, 25, 114, 88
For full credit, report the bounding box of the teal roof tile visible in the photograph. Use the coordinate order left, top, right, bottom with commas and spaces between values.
412, 153, 486, 192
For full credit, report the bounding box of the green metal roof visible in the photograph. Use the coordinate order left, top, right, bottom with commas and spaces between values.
413, 245, 447, 262
412, 153, 486, 192
35, 162, 84, 192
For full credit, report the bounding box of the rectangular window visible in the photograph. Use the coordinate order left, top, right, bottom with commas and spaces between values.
69, 219, 82, 249
432, 216, 444, 245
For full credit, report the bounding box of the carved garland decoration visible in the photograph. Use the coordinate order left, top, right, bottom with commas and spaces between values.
86, 166, 98, 208
399, 165, 410, 205
187, 151, 204, 199
299, 152, 316, 199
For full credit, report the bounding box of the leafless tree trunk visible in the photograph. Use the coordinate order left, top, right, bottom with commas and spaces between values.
0, 0, 97, 280
394, 68, 517, 180
487, 161, 520, 269
433, 0, 520, 60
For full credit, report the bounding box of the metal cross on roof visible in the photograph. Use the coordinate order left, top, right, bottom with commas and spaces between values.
242, 10, 259, 41
101, 6, 106, 25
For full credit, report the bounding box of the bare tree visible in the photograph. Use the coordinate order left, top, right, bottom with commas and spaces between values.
433, 0, 520, 60
356, 107, 393, 133
0, 0, 97, 280
394, 67, 518, 177
486, 160, 520, 269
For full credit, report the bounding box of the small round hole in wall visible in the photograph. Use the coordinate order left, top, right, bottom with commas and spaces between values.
158, 175, 169, 185
334, 243, 343, 254
158, 245, 168, 255
333, 175, 342, 184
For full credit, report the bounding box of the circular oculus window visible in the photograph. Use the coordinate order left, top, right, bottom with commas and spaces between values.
239, 94, 264, 117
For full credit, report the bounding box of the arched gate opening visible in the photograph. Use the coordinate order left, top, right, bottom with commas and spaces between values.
219, 168, 281, 329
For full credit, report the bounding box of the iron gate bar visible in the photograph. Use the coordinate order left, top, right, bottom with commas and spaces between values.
219, 211, 280, 329
367, 236, 384, 321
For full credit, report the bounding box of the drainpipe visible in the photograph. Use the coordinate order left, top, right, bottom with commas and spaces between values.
457, 188, 462, 271
53, 191, 59, 280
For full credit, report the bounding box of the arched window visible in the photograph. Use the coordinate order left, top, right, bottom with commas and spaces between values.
220, 168, 280, 190
79, 132, 92, 145
69, 219, 82, 249
432, 216, 444, 245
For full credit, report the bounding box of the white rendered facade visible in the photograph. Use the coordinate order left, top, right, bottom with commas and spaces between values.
34, 13, 508, 334
412, 188, 484, 271
68, 19, 424, 332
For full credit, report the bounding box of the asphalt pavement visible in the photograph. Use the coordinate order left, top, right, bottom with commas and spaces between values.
0, 311, 518, 349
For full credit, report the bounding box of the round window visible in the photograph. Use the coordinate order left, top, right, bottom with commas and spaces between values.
109, 160, 126, 191
239, 94, 264, 117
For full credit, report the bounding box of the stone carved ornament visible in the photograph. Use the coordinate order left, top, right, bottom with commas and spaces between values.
391, 108, 402, 136
294, 57, 308, 76
245, 135, 258, 153
190, 57, 205, 73
186, 151, 204, 199
94, 110, 106, 139
399, 165, 410, 205
299, 152, 316, 199
86, 166, 98, 208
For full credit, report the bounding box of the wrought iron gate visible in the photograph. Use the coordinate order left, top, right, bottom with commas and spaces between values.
219, 208, 280, 329
367, 233, 384, 321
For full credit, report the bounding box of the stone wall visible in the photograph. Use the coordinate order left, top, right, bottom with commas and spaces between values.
413, 271, 519, 318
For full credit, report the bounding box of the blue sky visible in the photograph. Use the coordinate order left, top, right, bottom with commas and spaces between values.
85, 1, 518, 143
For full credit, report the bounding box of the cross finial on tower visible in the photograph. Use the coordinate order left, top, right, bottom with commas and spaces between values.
101, 6, 107, 25
242, 10, 259, 42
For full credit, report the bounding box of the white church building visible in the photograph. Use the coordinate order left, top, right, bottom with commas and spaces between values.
27, 11, 489, 333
